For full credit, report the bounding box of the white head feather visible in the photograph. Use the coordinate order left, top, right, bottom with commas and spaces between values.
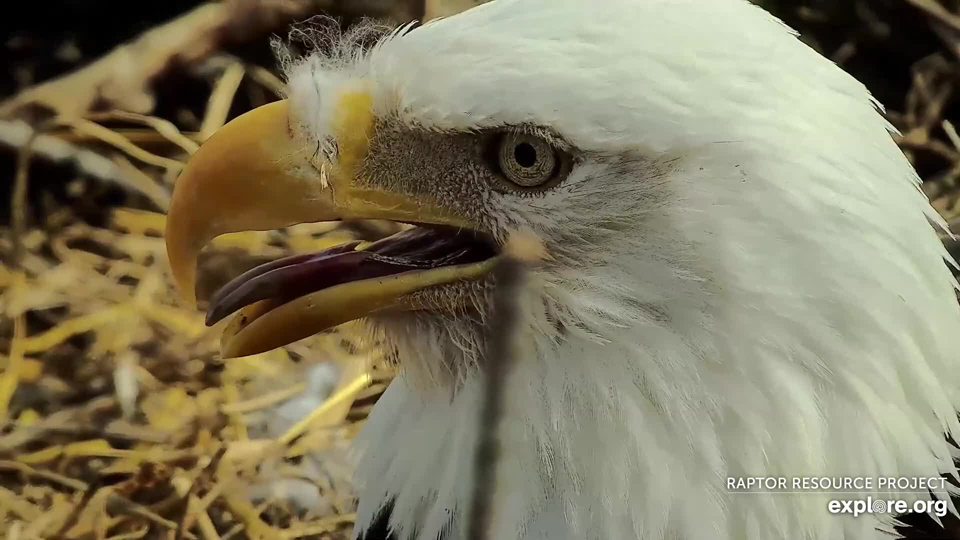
278, 0, 960, 538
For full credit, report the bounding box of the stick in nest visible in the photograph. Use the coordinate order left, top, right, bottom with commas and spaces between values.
11, 127, 39, 269
0, 119, 175, 211
0, 0, 430, 122
466, 231, 548, 540
1, 2, 294, 120
466, 249, 535, 540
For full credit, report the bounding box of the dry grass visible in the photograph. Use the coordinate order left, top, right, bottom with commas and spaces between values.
0, 196, 397, 538
0, 4, 410, 536
0, 131, 408, 538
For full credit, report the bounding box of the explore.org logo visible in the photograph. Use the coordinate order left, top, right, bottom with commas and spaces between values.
726, 476, 951, 519
828, 497, 948, 518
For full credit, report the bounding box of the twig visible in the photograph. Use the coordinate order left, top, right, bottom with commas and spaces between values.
21, 497, 73, 539
0, 397, 117, 452
196, 480, 227, 515
11, 129, 37, 268
898, 130, 960, 162
0, 2, 325, 120
0, 460, 89, 492
55, 117, 185, 171
904, 0, 960, 34
111, 155, 173, 211
0, 488, 39, 524
50, 485, 97, 538
223, 384, 249, 441
102, 420, 170, 444
0, 130, 35, 422
0, 138, 37, 419
6, 521, 21, 540
174, 447, 225, 540
219, 523, 245, 540
103, 525, 150, 540
247, 65, 287, 97
944, 120, 960, 151
11, 126, 202, 146
200, 62, 246, 141
0, 315, 26, 421
467, 257, 526, 540
185, 496, 221, 540
220, 383, 307, 415
86, 111, 200, 154
831, 40, 858, 65
278, 373, 371, 446
931, 19, 960, 59
0, 119, 176, 203
222, 494, 278, 540
20, 305, 129, 353
280, 513, 356, 538
107, 494, 198, 540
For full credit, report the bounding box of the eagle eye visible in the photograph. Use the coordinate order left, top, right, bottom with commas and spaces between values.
492, 132, 570, 190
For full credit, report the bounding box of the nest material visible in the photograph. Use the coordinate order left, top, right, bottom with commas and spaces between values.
0, 197, 397, 538
0, 1, 423, 537
2, 0, 960, 539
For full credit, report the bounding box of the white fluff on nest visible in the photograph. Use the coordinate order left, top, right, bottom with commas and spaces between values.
246, 361, 351, 515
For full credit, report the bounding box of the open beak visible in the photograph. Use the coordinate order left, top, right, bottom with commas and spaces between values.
166, 95, 496, 358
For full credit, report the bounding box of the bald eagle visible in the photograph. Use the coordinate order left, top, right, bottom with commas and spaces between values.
164, 0, 960, 538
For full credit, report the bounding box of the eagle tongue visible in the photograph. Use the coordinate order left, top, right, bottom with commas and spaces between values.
205, 248, 422, 327
208, 241, 362, 310
207, 250, 359, 326
205, 226, 495, 328
366, 226, 497, 265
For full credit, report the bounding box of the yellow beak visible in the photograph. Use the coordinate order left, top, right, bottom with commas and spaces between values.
165, 96, 494, 358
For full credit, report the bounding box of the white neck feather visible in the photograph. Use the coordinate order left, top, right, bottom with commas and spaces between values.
353, 150, 960, 539
292, 1, 960, 538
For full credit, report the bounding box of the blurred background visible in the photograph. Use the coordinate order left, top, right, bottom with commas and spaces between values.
1, 0, 959, 538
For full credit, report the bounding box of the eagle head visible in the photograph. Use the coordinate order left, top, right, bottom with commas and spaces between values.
165, 0, 960, 539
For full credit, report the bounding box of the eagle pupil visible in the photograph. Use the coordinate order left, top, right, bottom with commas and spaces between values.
514, 143, 537, 168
